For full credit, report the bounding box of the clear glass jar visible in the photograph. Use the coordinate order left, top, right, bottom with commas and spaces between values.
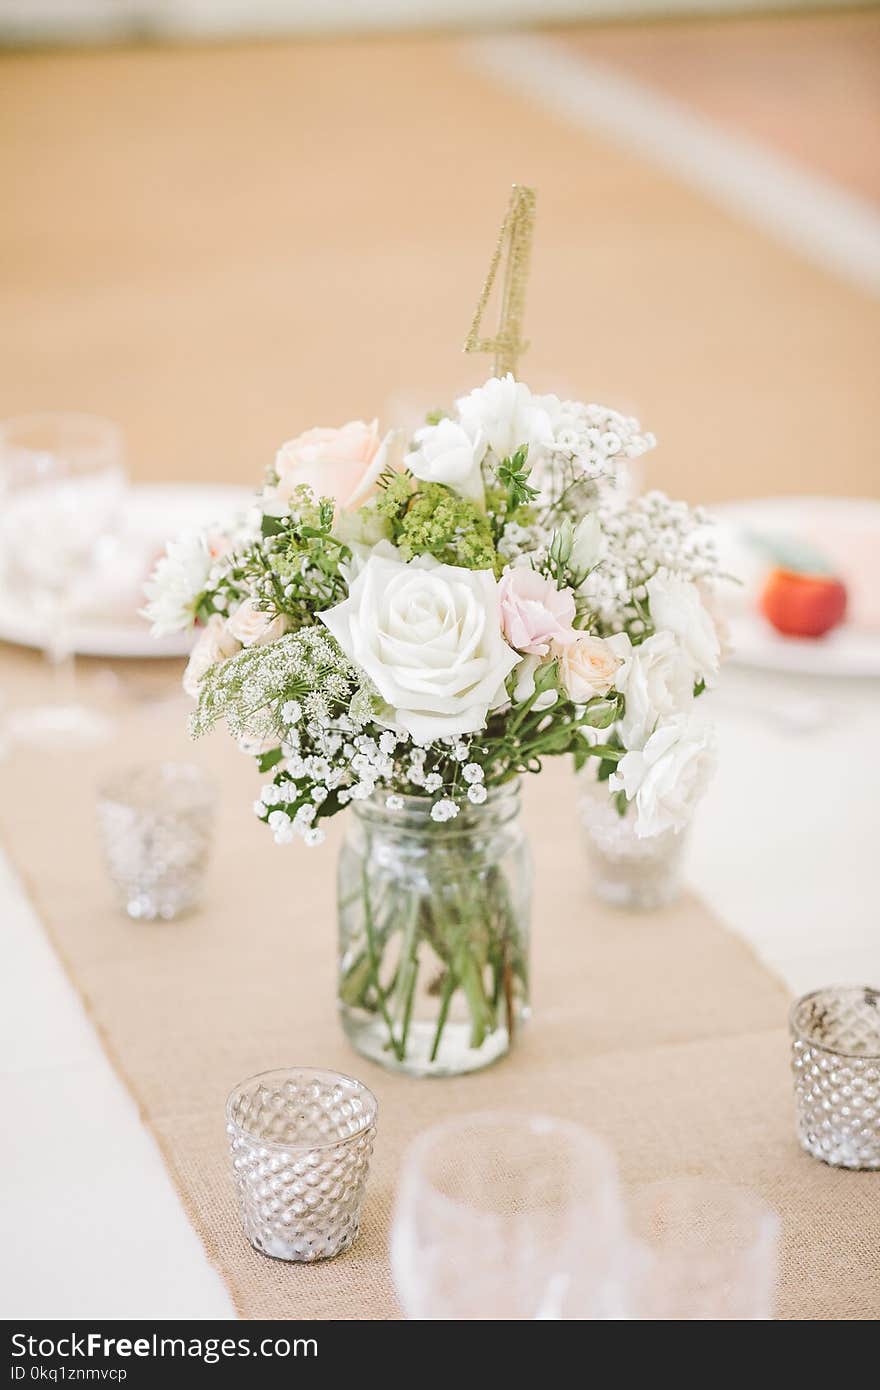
338, 782, 531, 1078
578, 771, 687, 911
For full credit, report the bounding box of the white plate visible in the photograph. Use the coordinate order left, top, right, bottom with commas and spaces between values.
0, 482, 252, 659
710, 496, 880, 677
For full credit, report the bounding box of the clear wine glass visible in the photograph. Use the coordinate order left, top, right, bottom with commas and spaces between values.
628, 1178, 780, 1319
0, 412, 126, 744
391, 1112, 629, 1319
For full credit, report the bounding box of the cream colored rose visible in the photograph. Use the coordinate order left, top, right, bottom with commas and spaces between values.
273, 420, 396, 511
182, 614, 241, 698
553, 634, 622, 703
225, 598, 288, 648
319, 550, 520, 742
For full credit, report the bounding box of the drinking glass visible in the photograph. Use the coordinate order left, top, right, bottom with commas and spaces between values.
628, 1178, 780, 1319
0, 412, 126, 743
391, 1112, 628, 1319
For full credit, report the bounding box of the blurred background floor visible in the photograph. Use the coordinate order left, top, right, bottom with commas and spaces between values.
2, 10, 878, 505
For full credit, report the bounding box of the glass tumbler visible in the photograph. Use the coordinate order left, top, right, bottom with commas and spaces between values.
391, 1112, 628, 1318
226, 1068, 378, 1262
790, 985, 880, 1170
628, 1178, 780, 1319
97, 762, 215, 920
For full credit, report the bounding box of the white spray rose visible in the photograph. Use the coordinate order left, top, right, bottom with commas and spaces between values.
319, 551, 520, 742
406, 418, 485, 506
610, 716, 716, 838
609, 630, 695, 750
647, 571, 721, 683
456, 374, 553, 464
182, 614, 241, 699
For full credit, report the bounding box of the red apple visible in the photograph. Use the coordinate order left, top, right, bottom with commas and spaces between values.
760, 567, 847, 638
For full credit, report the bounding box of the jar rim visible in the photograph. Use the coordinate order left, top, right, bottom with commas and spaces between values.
225, 1066, 378, 1152
789, 986, 880, 1061
352, 778, 521, 828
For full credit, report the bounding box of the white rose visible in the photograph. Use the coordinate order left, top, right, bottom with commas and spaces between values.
456, 374, 553, 464
609, 630, 694, 750
554, 634, 621, 704
225, 598, 288, 648
182, 614, 241, 698
610, 716, 716, 838
647, 571, 721, 683
319, 551, 520, 742
406, 418, 485, 506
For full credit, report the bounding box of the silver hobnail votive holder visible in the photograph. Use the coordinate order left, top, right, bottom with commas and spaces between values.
578, 771, 688, 911
226, 1067, 378, 1262
97, 761, 215, 920
790, 986, 880, 1170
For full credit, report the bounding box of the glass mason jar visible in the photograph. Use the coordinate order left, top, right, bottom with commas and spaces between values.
338, 781, 531, 1078
578, 771, 687, 911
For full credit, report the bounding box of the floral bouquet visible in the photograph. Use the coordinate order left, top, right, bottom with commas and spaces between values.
145, 374, 724, 1075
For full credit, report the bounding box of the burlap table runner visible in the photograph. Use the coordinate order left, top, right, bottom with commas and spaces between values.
0, 647, 877, 1320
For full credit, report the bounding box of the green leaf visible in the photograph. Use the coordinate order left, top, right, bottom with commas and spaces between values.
257, 747, 284, 773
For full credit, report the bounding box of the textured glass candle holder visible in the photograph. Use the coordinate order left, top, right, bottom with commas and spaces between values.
97, 762, 215, 920
578, 772, 687, 911
790, 986, 880, 1170
226, 1067, 377, 1262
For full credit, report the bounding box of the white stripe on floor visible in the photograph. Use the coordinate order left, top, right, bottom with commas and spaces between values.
465, 33, 880, 297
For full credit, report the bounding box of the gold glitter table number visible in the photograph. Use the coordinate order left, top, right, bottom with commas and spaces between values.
464, 184, 537, 381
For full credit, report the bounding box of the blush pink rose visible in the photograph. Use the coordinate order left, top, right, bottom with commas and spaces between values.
273, 420, 388, 510
498, 568, 578, 656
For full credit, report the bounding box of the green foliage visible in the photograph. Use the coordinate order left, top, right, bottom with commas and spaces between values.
236, 485, 350, 629
495, 445, 540, 511
375, 476, 496, 570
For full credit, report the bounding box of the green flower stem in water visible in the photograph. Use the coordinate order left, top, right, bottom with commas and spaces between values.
360, 855, 405, 1063
343, 845, 526, 1068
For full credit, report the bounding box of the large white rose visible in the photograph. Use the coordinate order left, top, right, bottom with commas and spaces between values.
406, 418, 485, 506
319, 551, 520, 741
456, 374, 553, 464
647, 571, 721, 683
609, 630, 694, 750
610, 716, 716, 838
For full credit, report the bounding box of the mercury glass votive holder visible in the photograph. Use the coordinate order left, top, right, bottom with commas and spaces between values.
226, 1067, 378, 1263
578, 772, 688, 911
97, 761, 215, 920
790, 986, 880, 1170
